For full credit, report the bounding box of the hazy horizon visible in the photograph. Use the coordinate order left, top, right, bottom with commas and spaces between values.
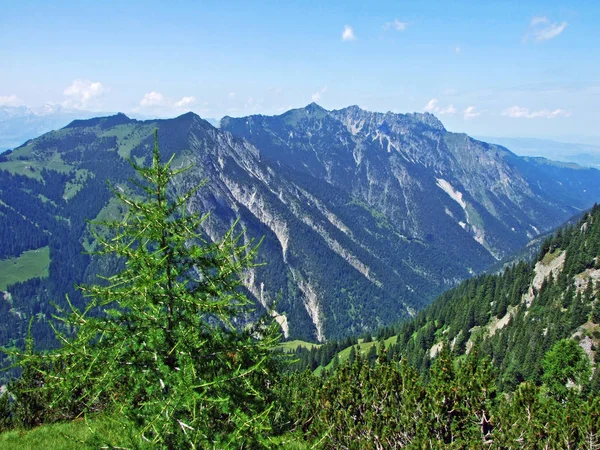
2, 0, 599, 143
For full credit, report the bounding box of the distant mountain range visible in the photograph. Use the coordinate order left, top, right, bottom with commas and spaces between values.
477, 136, 600, 169
0, 105, 106, 152
0, 105, 221, 153
1, 105, 600, 345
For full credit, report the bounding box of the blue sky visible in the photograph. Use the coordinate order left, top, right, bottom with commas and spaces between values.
1, 0, 598, 141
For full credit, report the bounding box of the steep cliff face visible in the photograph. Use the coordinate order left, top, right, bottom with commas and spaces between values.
1, 106, 600, 344
222, 104, 600, 262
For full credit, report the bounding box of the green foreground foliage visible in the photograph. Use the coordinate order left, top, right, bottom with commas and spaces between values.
275, 344, 600, 449
1, 134, 600, 448
2, 132, 280, 448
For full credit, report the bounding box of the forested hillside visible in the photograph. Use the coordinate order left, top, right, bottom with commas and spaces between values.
288, 205, 600, 388
2, 143, 600, 449
272, 205, 600, 448
1, 108, 600, 347
389, 204, 600, 389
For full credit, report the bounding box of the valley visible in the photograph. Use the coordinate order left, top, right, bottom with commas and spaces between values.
1, 107, 600, 345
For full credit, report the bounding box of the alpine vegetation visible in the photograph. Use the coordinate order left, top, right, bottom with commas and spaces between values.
3, 132, 280, 448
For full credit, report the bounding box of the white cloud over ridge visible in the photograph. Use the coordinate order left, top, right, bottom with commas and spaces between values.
463, 106, 480, 120
0, 95, 22, 106
312, 87, 327, 102
174, 96, 196, 108
424, 98, 456, 115
502, 105, 571, 119
63, 79, 108, 109
342, 25, 356, 41
140, 91, 165, 107
138, 92, 197, 112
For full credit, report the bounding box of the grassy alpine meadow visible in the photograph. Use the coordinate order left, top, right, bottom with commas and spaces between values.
0, 414, 310, 449
0, 247, 50, 291
0, 413, 149, 450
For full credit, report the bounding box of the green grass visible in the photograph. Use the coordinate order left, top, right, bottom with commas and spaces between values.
0, 415, 310, 449
277, 339, 321, 352
0, 414, 151, 450
0, 152, 72, 180
101, 124, 154, 159
63, 169, 94, 201
0, 247, 50, 290
315, 335, 397, 374
37, 194, 56, 206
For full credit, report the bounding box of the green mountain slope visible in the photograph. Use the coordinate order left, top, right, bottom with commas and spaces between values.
384, 205, 600, 390
1, 107, 600, 348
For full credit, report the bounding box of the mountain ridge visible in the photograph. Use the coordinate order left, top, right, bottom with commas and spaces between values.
0, 105, 599, 345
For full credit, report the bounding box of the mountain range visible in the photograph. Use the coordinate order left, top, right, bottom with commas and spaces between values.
0, 105, 105, 152
1, 104, 600, 345
477, 136, 600, 169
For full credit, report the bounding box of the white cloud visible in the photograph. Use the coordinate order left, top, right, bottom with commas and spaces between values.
63, 79, 108, 109
138, 92, 199, 113
524, 16, 567, 42
140, 91, 166, 108
440, 105, 456, 114
502, 105, 571, 119
530, 16, 548, 26
0, 95, 22, 106
424, 98, 456, 115
463, 106, 480, 120
534, 22, 567, 41
311, 86, 327, 102
174, 96, 196, 109
424, 99, 439, 112
342, 25, 356, 41
228, 92, 236, 99
242, 96, 263, 112
455, 46, 461, 54
384, 19, 407, 31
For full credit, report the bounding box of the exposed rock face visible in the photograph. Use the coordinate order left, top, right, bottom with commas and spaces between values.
2, 106, 600, 342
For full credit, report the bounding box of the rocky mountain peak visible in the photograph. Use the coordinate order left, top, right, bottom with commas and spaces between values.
2, 106, 600, 343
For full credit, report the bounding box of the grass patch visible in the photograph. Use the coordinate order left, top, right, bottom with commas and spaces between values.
0, 247, 50, 290
0, 152, 72, 180
0, 414, 309, 449
0, 414, 150, 450
277, 339, 320, 352
37, 194, 56, 206
63, 169, 94, 201
101, 124, 154, 159
316, 335, 397, 374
